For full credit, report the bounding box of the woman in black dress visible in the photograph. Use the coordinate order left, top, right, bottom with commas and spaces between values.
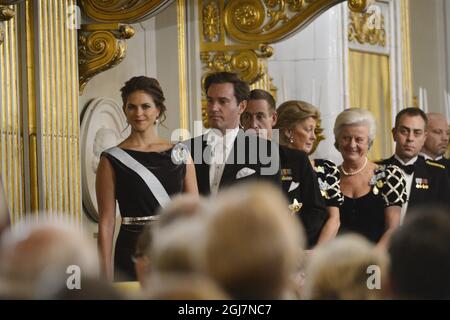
334, 108, 407, 247
96, 76, 198, 281
275, 100, 343, 246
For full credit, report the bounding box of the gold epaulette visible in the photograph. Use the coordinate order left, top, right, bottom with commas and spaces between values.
425, 160, 446, 169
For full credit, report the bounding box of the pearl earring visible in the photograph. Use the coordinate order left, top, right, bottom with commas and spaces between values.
289, 136, 294, 144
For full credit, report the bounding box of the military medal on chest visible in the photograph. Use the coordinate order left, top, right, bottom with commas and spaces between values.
415, 178, 429, 190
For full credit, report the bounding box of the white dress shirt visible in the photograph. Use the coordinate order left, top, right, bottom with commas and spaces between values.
207, 127, 239, 195
395, 155, 417, 224
419, 152, 443, 161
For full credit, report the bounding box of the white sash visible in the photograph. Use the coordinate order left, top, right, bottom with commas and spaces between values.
105, 147, 171, 208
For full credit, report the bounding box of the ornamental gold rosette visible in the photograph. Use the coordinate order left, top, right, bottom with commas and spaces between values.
79, 0, 176, 23
78, 24, 135, 92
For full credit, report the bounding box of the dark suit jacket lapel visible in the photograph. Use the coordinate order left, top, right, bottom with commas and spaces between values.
193, 135, 211, 195
409, 157, 426, 207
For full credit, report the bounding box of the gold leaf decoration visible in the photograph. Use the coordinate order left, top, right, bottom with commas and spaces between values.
348, 10, 386, 47
78, 24, 135, 93
203, 1, 220, 42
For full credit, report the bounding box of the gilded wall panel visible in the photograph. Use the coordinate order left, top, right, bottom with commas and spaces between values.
34, 0, 81, 221
0, 6, 25, 223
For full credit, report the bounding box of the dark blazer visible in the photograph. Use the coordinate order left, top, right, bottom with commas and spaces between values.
183, 130, 281, 195
279, 146, 327, 247
436, 157, 450, 179
379, 156, 450, 211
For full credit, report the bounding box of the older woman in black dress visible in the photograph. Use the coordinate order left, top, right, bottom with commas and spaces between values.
275, 101, 343, 246
96, 76, 198, 281
334, 108, 407, 247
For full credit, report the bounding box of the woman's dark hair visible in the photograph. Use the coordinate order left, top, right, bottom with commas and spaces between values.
120, 76, 167, 124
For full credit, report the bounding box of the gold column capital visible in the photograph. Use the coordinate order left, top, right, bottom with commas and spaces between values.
0, 4, 16, 46
78, 23, 135, 93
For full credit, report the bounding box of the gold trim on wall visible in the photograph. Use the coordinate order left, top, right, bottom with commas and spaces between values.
400, 0, 413, 107
34, 0, 81, 222
177, 0, 188, 134
0, 1, 25, 223
24, 0, 39, 213
79, 0, 175, 23
78, 23, 135, 93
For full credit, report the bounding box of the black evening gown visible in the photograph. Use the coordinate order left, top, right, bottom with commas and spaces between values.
103, 146, 186, 281
339, 164, 407, 243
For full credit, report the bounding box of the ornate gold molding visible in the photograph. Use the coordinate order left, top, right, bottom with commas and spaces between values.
200, 0, 369, 85
79, 0, 175, 23
0, 4, 15, 46
348, 9, 386, 46
223, 0, 347, 43
78, 23, 135, 93
200, 44, 273, 84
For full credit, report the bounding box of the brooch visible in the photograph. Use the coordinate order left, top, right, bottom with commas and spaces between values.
288, 198, 303, 214
171, 144, 189, 164
315, 166, 325, 174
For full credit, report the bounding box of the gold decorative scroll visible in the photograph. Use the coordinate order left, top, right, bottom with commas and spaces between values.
224, 0, 349, 43
200, 0, 368, 85
79, 0, 176, 23
348, 9, 386, 47
200, 44, 273, 84
78, 23, 135, 92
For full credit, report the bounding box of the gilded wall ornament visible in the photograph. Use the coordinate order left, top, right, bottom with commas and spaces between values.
224, 0, 346, 43
348, 0, 368, 13
348, 10, 386, 47
0, 5, 15, 46
203, 1, 220, 42
79, 0, 175, 23
78, 24, 135, 92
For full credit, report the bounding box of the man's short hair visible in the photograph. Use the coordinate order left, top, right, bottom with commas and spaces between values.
388, 206, 450, 299
204, 72, 250, 104
249, 89, 276, 112
394, 107, 428, 129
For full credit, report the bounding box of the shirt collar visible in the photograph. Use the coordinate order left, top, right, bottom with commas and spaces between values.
394, 154, 418, 166
419, 152, 443, 161
206, 127, 239, 149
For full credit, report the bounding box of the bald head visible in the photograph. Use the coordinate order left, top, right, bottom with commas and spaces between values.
0, 219, 98, 298
422, 113, 450, 159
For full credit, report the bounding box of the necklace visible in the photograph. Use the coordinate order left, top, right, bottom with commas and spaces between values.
340, 157, 368, 176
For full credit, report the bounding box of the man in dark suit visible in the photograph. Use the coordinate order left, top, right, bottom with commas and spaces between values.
420, 112, 450, 177
379, 108, 450, 223
241, 89, 328, 248
183, 72, 280, 196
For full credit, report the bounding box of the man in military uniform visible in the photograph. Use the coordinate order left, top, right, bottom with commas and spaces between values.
241, 89, 327, 248
420, 112, 450, 177
379, 108, 450, 223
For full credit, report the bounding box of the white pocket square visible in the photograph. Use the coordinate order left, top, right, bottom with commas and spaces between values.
236, 167, 256, 179
288, 181, 300, 193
